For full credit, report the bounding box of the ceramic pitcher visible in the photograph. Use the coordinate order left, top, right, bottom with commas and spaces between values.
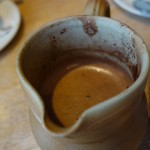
17, 0, 150, 149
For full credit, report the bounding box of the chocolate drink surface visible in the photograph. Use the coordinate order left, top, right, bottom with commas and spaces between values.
41, 55, 134, 127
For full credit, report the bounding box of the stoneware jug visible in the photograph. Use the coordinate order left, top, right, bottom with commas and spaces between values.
16, 0, 150, 149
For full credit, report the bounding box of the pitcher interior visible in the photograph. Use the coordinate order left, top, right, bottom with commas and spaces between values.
20, 16, 142, 127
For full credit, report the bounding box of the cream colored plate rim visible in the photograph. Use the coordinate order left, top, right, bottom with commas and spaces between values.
0, 0, 21, 51
113, 0, 150, 18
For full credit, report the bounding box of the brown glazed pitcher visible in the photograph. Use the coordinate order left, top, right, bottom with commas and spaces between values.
16, 0, 150, 149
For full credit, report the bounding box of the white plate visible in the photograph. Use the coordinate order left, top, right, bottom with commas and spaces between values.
0, 0, 21, 51
113, 0, 150, 18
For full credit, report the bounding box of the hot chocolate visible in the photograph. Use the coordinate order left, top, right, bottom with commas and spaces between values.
41, 55, 134, 127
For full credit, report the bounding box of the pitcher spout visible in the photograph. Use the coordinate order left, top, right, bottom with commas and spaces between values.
42, 94, 147, 147
41, 89, 142, 138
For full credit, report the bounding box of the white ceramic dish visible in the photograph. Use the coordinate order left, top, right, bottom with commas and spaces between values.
0, 0, 21, 51
113, 0, 150, 18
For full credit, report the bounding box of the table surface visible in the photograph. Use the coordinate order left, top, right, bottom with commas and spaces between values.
0, 0, 150, 149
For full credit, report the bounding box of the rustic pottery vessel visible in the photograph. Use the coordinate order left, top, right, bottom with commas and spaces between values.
16, 0, 150, 150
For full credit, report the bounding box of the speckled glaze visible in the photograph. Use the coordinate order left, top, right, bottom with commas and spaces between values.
16, 1, 150, 150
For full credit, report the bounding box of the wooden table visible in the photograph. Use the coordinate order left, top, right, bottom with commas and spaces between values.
0, 0, 150, 149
